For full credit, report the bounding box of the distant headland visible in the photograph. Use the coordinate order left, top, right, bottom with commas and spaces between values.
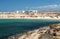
0, 10, 60, 19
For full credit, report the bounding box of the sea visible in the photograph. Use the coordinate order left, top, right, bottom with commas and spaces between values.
0, 19, 60, 38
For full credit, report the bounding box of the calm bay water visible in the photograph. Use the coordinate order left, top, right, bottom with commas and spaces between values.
0, 19, 60, 38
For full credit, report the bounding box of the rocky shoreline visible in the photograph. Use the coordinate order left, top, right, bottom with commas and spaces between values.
1, 23, 60, 39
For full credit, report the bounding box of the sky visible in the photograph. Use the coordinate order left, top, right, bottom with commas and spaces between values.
0, 0, 60, 11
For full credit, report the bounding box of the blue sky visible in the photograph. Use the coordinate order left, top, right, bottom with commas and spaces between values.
0, 0, 60, 11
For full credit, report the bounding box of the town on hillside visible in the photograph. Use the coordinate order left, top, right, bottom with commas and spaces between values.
0, 10, 60, 19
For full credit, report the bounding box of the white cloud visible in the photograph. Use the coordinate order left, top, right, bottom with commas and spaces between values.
31, 4, 60, 9
25, 4, 60, 11
38, 4, 60, 8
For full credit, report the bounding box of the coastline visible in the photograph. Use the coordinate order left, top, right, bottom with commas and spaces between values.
0, 26, 50, 39
2, 23, 60, 39
0, 18, 60, 39
1, 23, 60, 39
0, 18, 60, 20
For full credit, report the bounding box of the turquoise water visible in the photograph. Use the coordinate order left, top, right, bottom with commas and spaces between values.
0, 19, 60, 38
